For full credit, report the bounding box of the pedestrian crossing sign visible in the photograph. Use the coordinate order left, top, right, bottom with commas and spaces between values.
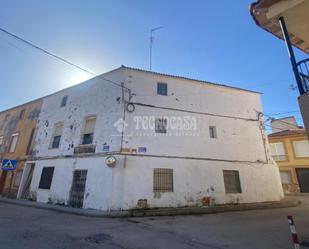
1, 159, 17, 171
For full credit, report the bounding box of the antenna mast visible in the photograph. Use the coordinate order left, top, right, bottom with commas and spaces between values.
149, 26, 163, 71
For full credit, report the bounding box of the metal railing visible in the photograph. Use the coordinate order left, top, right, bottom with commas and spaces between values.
297, 58, 309, 93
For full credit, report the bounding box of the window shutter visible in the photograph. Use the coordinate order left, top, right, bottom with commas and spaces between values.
84, 117, 96, 134
293, 140, 309, 157
54, 123, 63, 136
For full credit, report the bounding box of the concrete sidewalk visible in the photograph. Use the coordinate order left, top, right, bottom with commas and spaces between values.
0, 197, 300, 218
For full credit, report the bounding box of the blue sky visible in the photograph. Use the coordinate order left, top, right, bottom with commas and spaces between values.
0, 0, 307, 130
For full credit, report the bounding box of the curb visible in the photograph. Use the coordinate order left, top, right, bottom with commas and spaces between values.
0, 197, 128, 218
0, 197, 300, 218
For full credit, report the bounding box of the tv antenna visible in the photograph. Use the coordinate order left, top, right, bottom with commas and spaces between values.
149, 26, 163, 71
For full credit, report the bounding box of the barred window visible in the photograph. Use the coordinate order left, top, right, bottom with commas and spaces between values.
157, 82, 168, 96
153, 168, 173, 192
39, 167, 54, 190
155, 118, 167, 133
223, 170, 242, 194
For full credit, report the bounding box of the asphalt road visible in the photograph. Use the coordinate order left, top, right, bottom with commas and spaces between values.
0, 196, 309, 249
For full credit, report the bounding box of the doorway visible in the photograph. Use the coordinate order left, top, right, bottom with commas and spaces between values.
0, 171, 8, 195
69, 170, 88, 208
17, 163, 35, 199
296, 168, 309, 192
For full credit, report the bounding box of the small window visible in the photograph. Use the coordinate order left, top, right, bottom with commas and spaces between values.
81, 116, 96, 145
153, 168, 173, 192
0, 136, 3, 145
39, 167, 55, 189
19, 109, 25, 120
9, 133, 19, 153
270, 142, 287, 161
223, 170, 242, 194
4, 114, 9, 122
209, 126, 217, 139
292, 140, 309, 158
60, 95, 68, 107
157, 82, 168, 96
155, 118, 167, 133
50, 123, 64, 149
280, 171, 292, 184
14, 171, 23, 188
26, 128, 35, 155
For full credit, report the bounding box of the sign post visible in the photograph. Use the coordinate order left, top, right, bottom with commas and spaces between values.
288, 216, 300, 249
1, 159, 17, 171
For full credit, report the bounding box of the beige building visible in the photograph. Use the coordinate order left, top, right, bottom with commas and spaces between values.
0, 99, 42, 198
269, 128, 309, 193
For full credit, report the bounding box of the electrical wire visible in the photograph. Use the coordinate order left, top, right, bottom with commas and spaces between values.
0, 27, 130, 92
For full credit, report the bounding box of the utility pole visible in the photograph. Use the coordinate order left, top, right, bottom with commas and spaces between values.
149, 26, 163, 71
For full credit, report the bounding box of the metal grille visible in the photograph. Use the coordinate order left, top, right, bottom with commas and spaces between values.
297, 58, 309, 93
155, 118, 167, 133
157, 82, 168, 96
153, 168, 173, 192
223, 170, 242, 194
69, 170, 88, 208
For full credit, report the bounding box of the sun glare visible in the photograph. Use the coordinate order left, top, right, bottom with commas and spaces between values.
68, 72, 92, 86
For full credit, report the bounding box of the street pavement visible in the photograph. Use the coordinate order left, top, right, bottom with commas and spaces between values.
0, 196, 308, 249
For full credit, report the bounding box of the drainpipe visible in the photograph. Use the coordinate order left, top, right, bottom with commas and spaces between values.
278, 16, 304, 95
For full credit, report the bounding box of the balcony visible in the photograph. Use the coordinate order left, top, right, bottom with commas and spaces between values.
297, 58, 309, 94
74, 144, 96, 154
272, 155, 287, 162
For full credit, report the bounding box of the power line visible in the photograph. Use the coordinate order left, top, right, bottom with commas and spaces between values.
0, 27, 130, 91
265, 110, 300, 116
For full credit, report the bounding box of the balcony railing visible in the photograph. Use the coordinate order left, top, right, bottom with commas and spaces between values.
272, 155, 287, 161
297, 58, 309, 93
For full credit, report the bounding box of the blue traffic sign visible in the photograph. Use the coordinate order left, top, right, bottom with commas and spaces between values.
1, 159, 17, 171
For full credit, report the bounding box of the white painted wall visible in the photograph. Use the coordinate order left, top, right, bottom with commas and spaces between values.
33, 70, 126, 158
113, 156, 283, 209
26, 67, 283, 210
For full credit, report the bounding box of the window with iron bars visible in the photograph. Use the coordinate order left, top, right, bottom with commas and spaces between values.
153, 168, 173, 192
223, 170, 242, 194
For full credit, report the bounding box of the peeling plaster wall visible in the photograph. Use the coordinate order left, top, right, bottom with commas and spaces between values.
114, 156, 283, 210
27, 67, 283, 210
29, 157, 126, 210
33, 71, 126, 158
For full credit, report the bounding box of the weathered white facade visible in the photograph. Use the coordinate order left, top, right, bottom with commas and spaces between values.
19, 66, 284, 210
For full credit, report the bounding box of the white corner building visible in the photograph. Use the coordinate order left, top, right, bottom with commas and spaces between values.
18, 66, 284, 210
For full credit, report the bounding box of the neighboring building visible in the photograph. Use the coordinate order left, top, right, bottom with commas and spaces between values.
250, 0, 309, 138
18, 66, 283, 211
271, 116, 299, 134
0, 99, 42, 198
269, 128, 309, 193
